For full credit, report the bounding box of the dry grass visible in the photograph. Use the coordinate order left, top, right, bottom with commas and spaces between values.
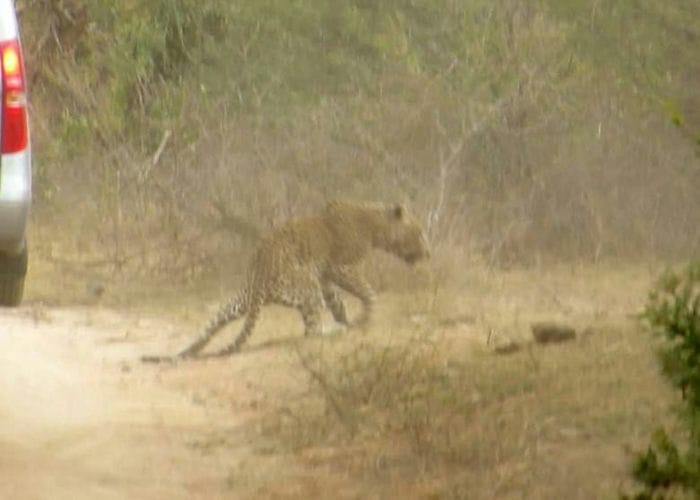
279, 331, 668, 498
206, 263, 677, 499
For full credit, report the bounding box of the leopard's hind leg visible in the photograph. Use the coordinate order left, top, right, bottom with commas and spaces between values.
177, 290, 249, 358
207, 291, 265, 356
321, 280, 348, 326
212, 275, 325, 358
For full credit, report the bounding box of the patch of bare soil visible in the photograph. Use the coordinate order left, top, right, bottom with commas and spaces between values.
0, 306, 281, 500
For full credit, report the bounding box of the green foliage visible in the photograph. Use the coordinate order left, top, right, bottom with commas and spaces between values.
629, 429, 697, 497
646, 264, 700, 408
205, 0, 512, 111
626, 262, 700, 497
544, 0, 700, 145
31, 0, 233, 156
34, 0, 563, 149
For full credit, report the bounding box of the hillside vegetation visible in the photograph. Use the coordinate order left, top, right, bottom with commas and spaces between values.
18, 0, 700, 285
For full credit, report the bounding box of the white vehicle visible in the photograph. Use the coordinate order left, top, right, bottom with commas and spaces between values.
0, 0, 30, 305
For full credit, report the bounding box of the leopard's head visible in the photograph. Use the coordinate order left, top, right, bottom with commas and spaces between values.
384, 204, 430, 265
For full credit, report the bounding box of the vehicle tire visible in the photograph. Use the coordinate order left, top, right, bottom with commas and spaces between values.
0, 246, 27, 307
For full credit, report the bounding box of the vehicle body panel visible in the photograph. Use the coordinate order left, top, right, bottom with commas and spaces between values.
0, 0, 31, 255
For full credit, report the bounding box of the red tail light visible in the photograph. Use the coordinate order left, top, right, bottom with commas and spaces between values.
1, 39, 28, 154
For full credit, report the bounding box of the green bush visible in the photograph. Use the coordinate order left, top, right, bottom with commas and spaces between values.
626, 262, 700, 498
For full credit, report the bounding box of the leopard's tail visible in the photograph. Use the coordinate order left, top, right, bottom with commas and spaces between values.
177, 289, 249, 358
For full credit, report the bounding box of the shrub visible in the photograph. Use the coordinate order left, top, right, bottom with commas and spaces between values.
626, 262, 700, 498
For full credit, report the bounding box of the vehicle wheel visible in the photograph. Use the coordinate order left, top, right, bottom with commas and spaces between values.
0, 246, 27, 307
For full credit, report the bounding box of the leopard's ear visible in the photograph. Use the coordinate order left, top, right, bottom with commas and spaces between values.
391, 204, 405, 220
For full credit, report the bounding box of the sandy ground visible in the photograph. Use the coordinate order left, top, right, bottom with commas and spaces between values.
0, 305, 289, 500
0, 265, 664, 499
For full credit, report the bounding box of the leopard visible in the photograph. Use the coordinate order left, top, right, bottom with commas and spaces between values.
145, 200, 430, 361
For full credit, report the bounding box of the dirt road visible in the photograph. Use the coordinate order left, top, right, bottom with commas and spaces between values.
0, 306, 289, 500
0, 266, 664, 499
